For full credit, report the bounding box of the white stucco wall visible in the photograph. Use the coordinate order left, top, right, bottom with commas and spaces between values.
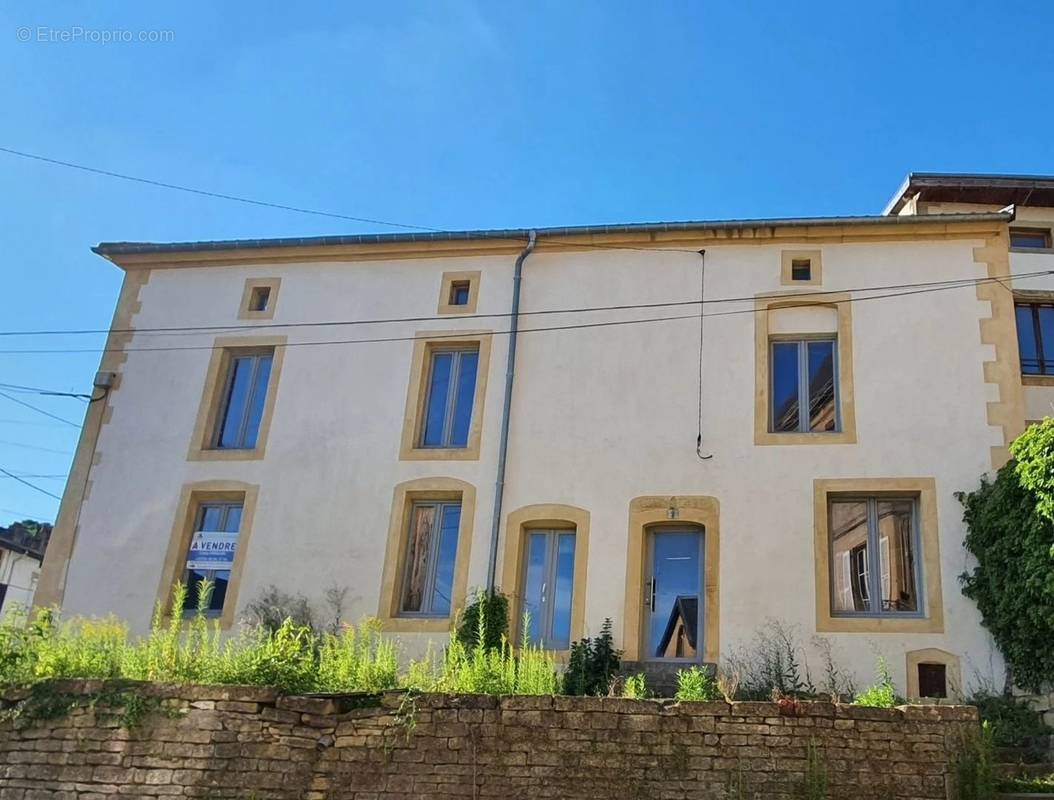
60, 236, 1009, 695
0, 549, 41, 616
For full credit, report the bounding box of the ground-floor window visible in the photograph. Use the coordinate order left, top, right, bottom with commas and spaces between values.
519, 529, 576, 650
400, 500, 462, 617
183, 501, 243, 614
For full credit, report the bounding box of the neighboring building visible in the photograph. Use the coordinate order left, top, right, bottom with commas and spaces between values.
0, 521, 51, 615
36, 173, 1054, 700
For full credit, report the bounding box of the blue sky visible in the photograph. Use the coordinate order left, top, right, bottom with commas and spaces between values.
1, 1, 1052, 525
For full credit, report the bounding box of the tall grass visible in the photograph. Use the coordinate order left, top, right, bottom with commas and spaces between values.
0, 583, 556, 696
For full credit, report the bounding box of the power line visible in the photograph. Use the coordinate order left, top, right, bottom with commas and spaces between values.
0, 391, 81, 427
0, 271, 1028, 357
0, 439, 74, 456
0, 269, 1048, 341
0, 382, 91, 400
0, 145, 702, 254
0, 466, 62, 500
0, 507, 54, 523
0, 473, 66, 480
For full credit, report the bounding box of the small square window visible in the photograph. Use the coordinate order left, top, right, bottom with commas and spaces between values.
248, 286, 271, 312
1010, 228, 1052, 249
791, 260, 812, 281
450, 281, 471, 306
917, 663, 947, 698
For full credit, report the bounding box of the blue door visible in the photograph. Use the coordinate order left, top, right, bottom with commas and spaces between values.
645, 529, 703, 661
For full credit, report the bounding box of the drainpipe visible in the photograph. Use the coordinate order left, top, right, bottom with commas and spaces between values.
485, 230, 537, 592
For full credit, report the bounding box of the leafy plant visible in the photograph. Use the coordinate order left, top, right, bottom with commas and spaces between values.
562, 618, 621, 696
996, 773, 1054, 794
803, 739, 829, 800
954, 721, 996, 800
852, 657, 898, 708
455, 590, 508, 652
812, 636, 856, 700
675, 665, 720, 701
959, 420, 1054, 691
965, 689, 1052, 757
622, 673, 649, 699
723, 619, 815, 699
317, 618, 398, 693
239, 584, 315, 635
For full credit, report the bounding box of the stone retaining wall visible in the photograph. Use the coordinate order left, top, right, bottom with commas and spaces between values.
0, 681, 980, 799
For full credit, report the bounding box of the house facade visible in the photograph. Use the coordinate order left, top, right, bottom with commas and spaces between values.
36, 173, 1054, 699
0, 522, 51, 616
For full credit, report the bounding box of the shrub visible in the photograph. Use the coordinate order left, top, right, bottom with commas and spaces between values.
455, 590, 509, 652
239, 584, 315, 634
852, 657, 898, 708
316, 618, 399, 693
675, 666, 720, 702
622, 673, 649, 699
954, 721, 996, 800
959, 420, 1054, 691
562, 618, 621, 696
722, 619, 815, 699
965, 690, 1052, 756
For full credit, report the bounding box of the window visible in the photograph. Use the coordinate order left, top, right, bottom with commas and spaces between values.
1015, 302, 1054, 375
214, 351, 274, 449
400, 501, 462, 617
790, 259, 812, 281
770, 338, 838, 433
420, 347, 479, 448
917, 663, 947, 698
449, 281, 471, 306
829, 496, 920, 617
520, 529, 576, 650
1010, 227, 1052, 249
248, 285, 271, 312
183, 501, 243, 615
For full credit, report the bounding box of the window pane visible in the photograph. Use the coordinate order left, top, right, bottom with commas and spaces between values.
1011, 230, 1050, 248
452, 284, 470, 305
1039, 307, 1054, 374
1017, 306, 1041, 374
217, 356, 255, 447
401, 505, 436, 613
430, 504, 461, 616
771, 342, 800, 432
421, 353, 453, 447
242, 355, 273, 449
829, 500, 870, 613
198, 505, 224, 532
550, 533, 576, 649
876, 500, 917, 613
184, 570, 209, 612
521, 533, 547, 645
450, 351, 479, 447
223, 506, 242, 533
807, 340, 837, 432
211, 570, 230, 611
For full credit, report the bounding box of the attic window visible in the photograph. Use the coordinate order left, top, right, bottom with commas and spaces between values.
449, 281, 471, 306
249, 286, 271, 312
791, 259, 812, 281
1010, 228, 1052, 250
917, 663, 947, 698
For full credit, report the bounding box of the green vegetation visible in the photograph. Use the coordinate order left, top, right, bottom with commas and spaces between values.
0, 583, 553, 695
675, 666, 720, 702
966, 689, 1052, 757
959, 419, 1054, 691
997, 773, 1054, 794
563, 618, 620, 695
722, 619, 816, 700
954, 721, 996, 800
622, 673, 649, 699
852, 657, 898, 708
803, 739, 829, 800
454, 590, 509, 652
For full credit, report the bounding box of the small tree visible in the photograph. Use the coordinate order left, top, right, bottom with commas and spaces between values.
959, 419, 1054, 691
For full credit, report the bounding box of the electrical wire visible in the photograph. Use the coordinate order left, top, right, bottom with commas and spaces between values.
0, 271, 1037, 357
0, 269, 1049, 341
0, 440, 74, 456
0, 381, 91, 400
695, 250, 712, 460
0, 466, 62, 500
0, 391, 81, 427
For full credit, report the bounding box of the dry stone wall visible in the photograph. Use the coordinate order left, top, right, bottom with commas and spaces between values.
0, 680, 979, 799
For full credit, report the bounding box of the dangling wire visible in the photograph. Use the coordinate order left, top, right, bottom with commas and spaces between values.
696, 250, 713, 460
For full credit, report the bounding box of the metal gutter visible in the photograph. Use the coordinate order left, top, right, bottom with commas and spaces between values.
92, 211, 1014, 258
485, 231, 536, 594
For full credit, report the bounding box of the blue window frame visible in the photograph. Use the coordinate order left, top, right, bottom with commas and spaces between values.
400, 501, 461, 616
770, 337, 839, 433
420, 348, 479, 448
1016, 302, 1054, 375
450, 281, 471, 306
214, 351, 273, 449
520, 529, 576, 650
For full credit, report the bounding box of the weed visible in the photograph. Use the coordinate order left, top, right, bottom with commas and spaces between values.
852, 657, 898, 708
622, 673, 649, 699
675, 666, 720, 702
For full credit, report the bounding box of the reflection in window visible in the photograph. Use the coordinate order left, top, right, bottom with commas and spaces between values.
830, 497, 918, 616
520, 529, 576, 650
770, 338, 838, 433
1015, 302, 1054, 375
215, 351, 273, 449
183, 501, 243, 615
420, 348, 479, 448
400, 501, 461, 616
1010, 228, 1052, 249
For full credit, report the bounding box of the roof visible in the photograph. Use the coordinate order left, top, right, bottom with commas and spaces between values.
656, 595, 699, 656
92, 210, 1015, 265
0, 522, 52, 562
884, 172, 1054, 215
